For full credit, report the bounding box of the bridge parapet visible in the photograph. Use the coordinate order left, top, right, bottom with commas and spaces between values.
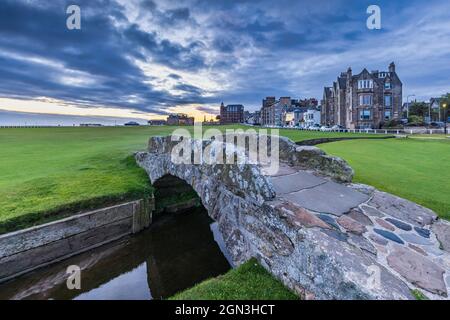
136, 135, 276, 206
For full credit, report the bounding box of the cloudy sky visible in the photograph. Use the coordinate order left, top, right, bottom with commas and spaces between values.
0, 0, 449, 124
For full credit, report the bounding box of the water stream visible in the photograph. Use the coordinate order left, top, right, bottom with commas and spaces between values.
0, 207, 231, 300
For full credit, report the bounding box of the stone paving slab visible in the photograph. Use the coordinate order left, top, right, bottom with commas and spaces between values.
282, 181, 370, 216
261, 164, 298, 177
269, 172, 325, 195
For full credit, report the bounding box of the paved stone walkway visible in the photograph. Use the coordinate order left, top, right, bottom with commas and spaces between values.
269, 170, 370, 216
264, 164, 450, 299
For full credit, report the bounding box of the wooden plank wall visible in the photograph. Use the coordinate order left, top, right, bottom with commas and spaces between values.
0, 197, 154, 283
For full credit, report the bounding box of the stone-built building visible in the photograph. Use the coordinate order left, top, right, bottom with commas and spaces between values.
167, 113, 195, 126
261, 97, 291, 127
148, 119, 167, 126
322, 62, 402, 129
261, 96, 276, 125
219, 103, 244, 124
245, 111, 261, 125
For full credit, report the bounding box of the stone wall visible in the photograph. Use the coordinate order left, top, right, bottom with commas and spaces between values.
0, 199, 153, 283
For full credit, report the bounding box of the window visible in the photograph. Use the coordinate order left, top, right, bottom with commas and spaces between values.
385, 110, 392, 120
358, 80, 373, 89
359, 94, 373, 106
384, 82, 392, 89
360, 110, 371, 120
384, 95, 392, 107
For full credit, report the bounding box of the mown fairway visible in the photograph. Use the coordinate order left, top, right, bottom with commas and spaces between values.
321, 138, 450, 220
0, 125, 447, 233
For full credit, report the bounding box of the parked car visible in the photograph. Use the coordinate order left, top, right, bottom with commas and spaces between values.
124, 121, 140, 126
320, 126, 332, 132
331, 125, 346, 131
309, 124, 321, 131
429, 122, 445, 128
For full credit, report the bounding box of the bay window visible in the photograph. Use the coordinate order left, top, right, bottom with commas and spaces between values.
360, 110, 371, 120
385, 110, 392, 120
358, 80, 373, 89
359, 94, 373, 106
384, 95, 392, 107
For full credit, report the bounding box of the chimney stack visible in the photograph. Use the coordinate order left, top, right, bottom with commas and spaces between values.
389, 62, 396, 73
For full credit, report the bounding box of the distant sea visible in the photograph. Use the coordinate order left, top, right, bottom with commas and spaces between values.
0, 110, 148, 126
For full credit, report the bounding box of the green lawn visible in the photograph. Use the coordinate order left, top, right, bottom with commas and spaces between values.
170, 258, 298, 300
0, 126, 381, 233
320, 138, 450, 220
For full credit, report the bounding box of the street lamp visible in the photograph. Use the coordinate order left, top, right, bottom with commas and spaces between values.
406, 94, 415, 119
443, 103, 448, 135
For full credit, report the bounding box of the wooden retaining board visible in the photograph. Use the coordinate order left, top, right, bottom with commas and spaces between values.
0, 199, 153, 283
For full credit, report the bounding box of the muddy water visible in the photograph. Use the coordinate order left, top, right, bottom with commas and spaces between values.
0, 208, 231, 300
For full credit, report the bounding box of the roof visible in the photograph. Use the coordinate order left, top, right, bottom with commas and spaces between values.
337, 76, 347, 89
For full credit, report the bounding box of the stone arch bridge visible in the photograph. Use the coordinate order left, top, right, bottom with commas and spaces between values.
135, 134, 450, 300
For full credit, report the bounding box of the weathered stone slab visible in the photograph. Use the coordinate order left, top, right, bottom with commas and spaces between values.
347, 209, 373, 226
408, 244, 428, 256
262, 164, 298, 177
337, 215, 367, 235
374, 229, 404, 244
387, 246, 447, 296
414, 227, 431, 239
375, 218, 395, 231
386, 218, 412, 231
399, 233, 433, 246
269, 171, 325, 195
348, 234, 377, 255
431, 220, 450, 253
368, 191, 437, 226
317, 214, 340, 229
275, 202, 331, 229
283, 181, 369, 216
368, 233, 388, 246
347, 183, 376, 196
360, 204, 384, 217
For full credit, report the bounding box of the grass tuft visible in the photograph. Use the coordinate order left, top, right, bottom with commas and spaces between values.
170, 258, 299, 300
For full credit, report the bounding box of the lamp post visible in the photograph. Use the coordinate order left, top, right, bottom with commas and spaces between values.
443, 103, 448, 135
428, 102, 432, 125
406, 94, 415, 119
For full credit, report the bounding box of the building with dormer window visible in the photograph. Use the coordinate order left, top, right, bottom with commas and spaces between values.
321, 62, 402, 129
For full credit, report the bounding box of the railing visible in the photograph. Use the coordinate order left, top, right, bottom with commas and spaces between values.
245, 124, 447, 135
0, 125, 71, 128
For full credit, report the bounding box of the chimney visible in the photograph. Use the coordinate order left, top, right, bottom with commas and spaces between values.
347, 67, 352, 77
389, 62, 396, 73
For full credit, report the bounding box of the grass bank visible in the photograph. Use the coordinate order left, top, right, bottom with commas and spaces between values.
170, 258, 298, 300
320, 137, 450, 220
